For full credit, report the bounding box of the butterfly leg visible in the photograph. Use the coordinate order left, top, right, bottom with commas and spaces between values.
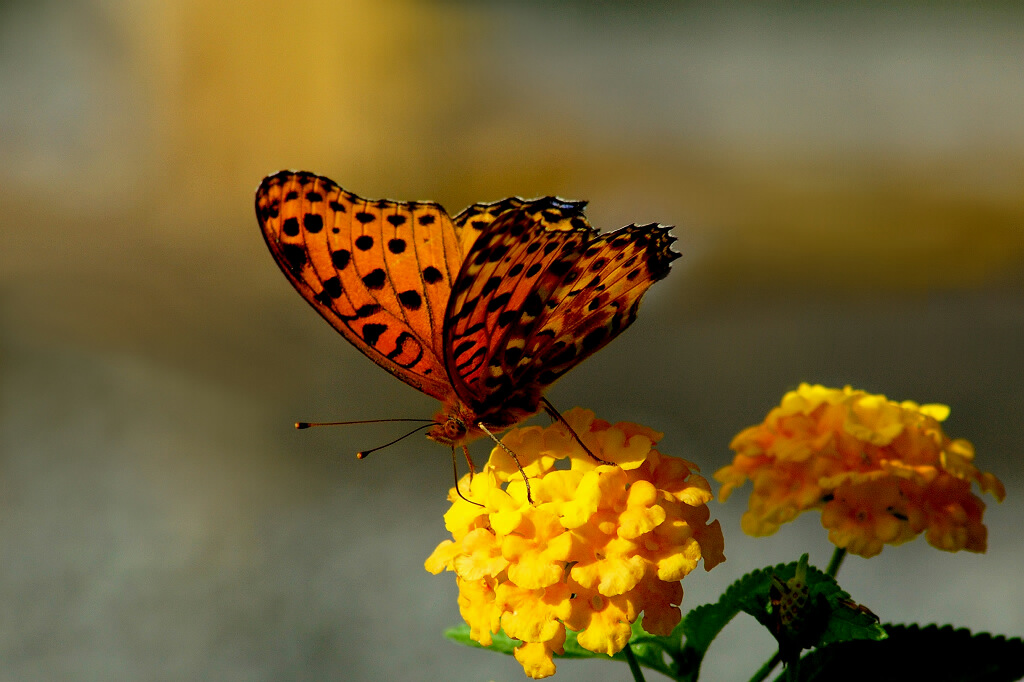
451, 445, 483, 507
541, 397, 613, 466
477, 423, 534, 505
462, 445, 476, 477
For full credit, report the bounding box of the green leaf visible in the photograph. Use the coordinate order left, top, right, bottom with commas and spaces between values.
785, 624, 1024, 682
443, 621, 677, 678
737, 558, 884, 646
674, 564, 770, 680
818, 597, 885, 647
675, 557, 885, 681
444, 625, 520, 656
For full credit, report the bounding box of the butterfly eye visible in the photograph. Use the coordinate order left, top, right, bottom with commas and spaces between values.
445, 417, 467, 440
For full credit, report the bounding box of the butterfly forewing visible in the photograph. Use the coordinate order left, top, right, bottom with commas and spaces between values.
256, 171, 461, 401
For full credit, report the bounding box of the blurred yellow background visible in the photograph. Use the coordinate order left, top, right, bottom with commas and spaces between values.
2, 1, 1021, 680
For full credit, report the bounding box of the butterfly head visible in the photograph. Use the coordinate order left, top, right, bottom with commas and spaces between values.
427, 407, 471, 447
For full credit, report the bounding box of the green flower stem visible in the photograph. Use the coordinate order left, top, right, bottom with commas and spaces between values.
786, 657, 799, 682
748, 652, 781, 682
623, 643, 646, 682
825, 547, 847, 578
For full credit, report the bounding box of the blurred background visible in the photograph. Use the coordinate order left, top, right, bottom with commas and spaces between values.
2, 1, 1022, 680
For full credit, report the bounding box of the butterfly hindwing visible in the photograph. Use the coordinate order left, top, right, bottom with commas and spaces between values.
452, 196, 594, 257
519, 223, 678, 385
443, 200, 677, 422
256, 171, 461, 401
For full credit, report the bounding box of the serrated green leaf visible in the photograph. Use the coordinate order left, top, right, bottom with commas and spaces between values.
680, 561, 786, 657
818, 598, 885, 646
674, 558, 886, 681
786, 624, 1024, 682
734, 558, 884, 646
673, 565, 778, 680
680, 600, 742, 659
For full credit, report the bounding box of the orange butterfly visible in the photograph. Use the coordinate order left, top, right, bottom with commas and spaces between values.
256, 170, 677, 452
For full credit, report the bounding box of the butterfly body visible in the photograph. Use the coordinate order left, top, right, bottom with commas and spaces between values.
256, 170, 677, 447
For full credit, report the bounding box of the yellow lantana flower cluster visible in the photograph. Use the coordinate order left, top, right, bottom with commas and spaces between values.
715, 383, 1006, 558
425, 409, 726, 679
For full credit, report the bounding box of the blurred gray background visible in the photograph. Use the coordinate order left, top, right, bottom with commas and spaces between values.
2, 1, 1022, 680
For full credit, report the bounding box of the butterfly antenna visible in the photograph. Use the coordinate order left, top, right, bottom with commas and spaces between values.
356, 423, 434, 459
541, 397, 613, 466
295, 418, 432, 429
477, 423, 534, 505
451, 446, 483, 507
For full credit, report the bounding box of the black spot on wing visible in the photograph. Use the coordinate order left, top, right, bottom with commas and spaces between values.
582, 327, 608, 352
386, 332, 424, 368
303, 213, 323, 233
486, 292, 512, 313
523, 293, 543, 317
453, 339, 475, 359
488, 244, 509, 262
423, 266, 444, 284
355, 303, 381, 319
398, 290, 422, 310
362, 269, 386, 290
322, 276, 342, 299
538, 369, 558, 385
549, 343, 577, 366
497, 310, 519, 327
549, 259, 572, 277
481, 276, 501, 296
331, 249, 351, 270
362, 323, 387, 346
281, 244, 306, 274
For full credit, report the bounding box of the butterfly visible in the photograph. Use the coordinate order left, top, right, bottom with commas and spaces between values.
255, 170, 678, 452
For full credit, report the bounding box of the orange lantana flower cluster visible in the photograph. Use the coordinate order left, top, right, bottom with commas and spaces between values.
425, 409, 726, 679
715, 383, 1005, 558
